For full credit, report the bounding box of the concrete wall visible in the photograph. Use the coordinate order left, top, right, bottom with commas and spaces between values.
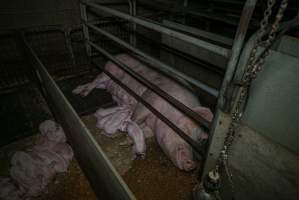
202, 35, 299, 200
0, 0, 81, 30
0, 0, 131, 30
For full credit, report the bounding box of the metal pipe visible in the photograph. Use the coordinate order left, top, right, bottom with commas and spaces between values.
82, 1, 230, 58
98, 2, 128, 6
131, 30, 225, 75
217, 0, 258, 110
21, 34, 136, 200
128, 0, 137, 46
85, 22, 219, 97
187, 10, 240, 26
117, 23, 225, 75
88, 40, 210, 129
199, 0, 258, 180
162, 19, 233, 48
183, 0, 188, 7
91, 58, 206, 156
80, 2, 91, 56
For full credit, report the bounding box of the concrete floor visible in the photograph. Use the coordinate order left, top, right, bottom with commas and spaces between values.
0, 113, 199, 200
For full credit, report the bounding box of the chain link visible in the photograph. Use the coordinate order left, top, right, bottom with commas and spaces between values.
211, 0, 289, 197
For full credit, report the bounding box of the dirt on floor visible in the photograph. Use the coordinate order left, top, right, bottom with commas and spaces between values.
0, 114, 199, 200
122, 137, 198, 200
81, 114, 199, 200
33, 160, 97, 200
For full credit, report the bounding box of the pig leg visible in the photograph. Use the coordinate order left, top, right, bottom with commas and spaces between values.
140, 123, 154, 138
132, 92, 152, 124
103, 109, 132, 136
72, 73, 110, 97
119, 123, 152, 147
94, 106, 128, 118
96, 107, 130, 129
120, 121, 146, 158
97, 114, 113, 130
132, 104, 151, 126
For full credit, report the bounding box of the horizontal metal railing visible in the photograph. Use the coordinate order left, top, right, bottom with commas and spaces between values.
91, 61, 206, 157
21, 33, 136, 200
85, 21, 219, 97
78, 0, 257, 182
88, 41, 208, 155
82, 1, 231, 58
88, 40, 211, 129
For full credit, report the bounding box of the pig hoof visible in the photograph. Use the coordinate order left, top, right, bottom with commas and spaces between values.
140, 154, 146, 160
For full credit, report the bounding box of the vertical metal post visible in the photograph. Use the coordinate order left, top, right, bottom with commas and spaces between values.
83, 1, 230, 58
128, 0, 137, 47
199, 0, 258, 181
64, 29, 76, 66
217, 0, 258, 111
80, 1, 92, 57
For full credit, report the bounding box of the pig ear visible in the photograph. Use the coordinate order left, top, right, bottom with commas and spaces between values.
192, 106, 214, 123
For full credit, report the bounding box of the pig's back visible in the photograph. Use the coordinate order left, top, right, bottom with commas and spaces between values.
104, 54, 200, 122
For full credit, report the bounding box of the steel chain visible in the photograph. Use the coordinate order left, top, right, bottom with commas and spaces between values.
211, 0, 289, 198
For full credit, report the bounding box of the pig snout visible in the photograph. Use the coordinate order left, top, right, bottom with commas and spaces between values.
175, 145, 196, 171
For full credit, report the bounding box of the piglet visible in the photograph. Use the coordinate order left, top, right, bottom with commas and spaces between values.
0, 120, 74, 199
73, 54, 213, 171
0, 177, 23, 200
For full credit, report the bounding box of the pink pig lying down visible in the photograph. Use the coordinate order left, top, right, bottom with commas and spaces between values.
73, 54, 213, 171
0, 120, 73, 200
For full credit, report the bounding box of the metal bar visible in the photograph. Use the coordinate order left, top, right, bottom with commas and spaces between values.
136, 1, 258, 28
98, 2, 128, 6
65, 30, 76, 66
80, 2, 91, 56
85, 22, 219, 97
21, 34, 136, 200
118, 23, 225, 75
199, 0, 258, 180
217, 0, 258, 110
212, 0, 245, 5
91, 58, 206, 156
162, 19, 233, 48
83, 1, 230, 58
135, 33, 225, 75
187, 10, 240, 26
183, 0, 188, 7
88, 40, 211, 129
128, 0, 137, 46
